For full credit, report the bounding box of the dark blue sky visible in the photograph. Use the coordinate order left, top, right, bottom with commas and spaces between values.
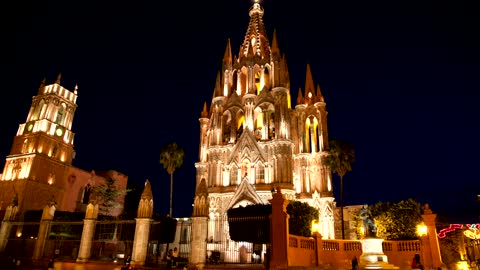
4, 0, 478, 222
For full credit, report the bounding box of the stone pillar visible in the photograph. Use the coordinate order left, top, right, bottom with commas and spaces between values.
269, 187, 289, 270
0, 202, 19, 252
189, 179, 209, 270
77, 202, 99, 263
33, 202, 56, 260
130, 180, 154, 267
131, 218, 152, 267
421, 204, 443, 269
189, 217, 208, 267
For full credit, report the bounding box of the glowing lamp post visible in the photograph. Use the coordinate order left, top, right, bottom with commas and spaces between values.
417, 223, 428, 237
417, 223, 431, 270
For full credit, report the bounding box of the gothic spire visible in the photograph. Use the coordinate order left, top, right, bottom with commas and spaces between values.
40, 78, 46, 88
213, 71, 222, 97
223, 38, 232, 67
316, 84, 325, 102
297, 88, 304, 105
240, 0, 270, 59
271, 29, 280, 57
55, 73, 62, 84
304, 64, 315, 99
201, 102, 208, 118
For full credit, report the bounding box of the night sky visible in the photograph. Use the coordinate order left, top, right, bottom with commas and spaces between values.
4, 0, 478, 222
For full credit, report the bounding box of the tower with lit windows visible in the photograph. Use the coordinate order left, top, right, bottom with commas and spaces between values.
194, 0, 336, 252
0, 74, 78, 212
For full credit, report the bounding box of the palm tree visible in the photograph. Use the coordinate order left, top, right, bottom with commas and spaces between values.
324, 139, 355, 239
160, 142, 184, 217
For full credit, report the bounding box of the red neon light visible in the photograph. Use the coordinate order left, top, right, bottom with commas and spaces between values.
437, 224, 463, 238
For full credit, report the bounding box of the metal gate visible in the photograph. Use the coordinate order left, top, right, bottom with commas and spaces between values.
206, 215, 268, 265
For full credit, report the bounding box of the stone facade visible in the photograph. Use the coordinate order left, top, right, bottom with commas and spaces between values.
0, 74, 127, 217
194, 0, 336, 244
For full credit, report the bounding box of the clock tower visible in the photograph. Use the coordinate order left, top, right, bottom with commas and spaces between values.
0, 74, 78, 212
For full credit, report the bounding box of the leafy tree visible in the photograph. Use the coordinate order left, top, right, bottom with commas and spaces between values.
287, 201, 319, 237
353, 199, 423, 240
93, 172, 130, 217
324, 139, 355, 239
160, 142, 184, 217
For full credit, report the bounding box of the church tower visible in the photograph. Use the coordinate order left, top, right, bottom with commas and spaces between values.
0, 74, 78, 213
195, 0, 336, 250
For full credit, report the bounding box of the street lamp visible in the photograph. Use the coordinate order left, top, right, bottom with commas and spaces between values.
417, 223, 427, 237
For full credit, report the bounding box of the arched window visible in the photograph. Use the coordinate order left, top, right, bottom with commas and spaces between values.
255, 70, 261, 94
268, 113, 275, 139
55, 103, 66, 125
230, 166, 238, 185
82, 184, 92, 204
256, 164, 265, 184
237, 114, 245, 140
263, 67, 270, 89
31, 99, 45, 121
22, 139, 28, 153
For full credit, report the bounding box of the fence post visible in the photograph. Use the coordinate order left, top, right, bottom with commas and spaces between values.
76, 201, 99, 262
131, 180, 154, 267
421, 204, 442, 269
269, 186, 289, 270
0, 196, 19, 252
32, 199, 56, 260
189, 179, 208, 269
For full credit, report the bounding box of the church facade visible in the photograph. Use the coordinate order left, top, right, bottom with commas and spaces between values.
0, 75, 127, 217
194, 0, 336, 243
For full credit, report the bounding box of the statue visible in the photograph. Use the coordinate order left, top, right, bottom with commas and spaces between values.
359, 204, 377, 237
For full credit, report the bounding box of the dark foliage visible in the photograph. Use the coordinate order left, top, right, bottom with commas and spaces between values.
228, 204, 271, 243
353, 199, 423, 240
286, 201, 319, 237
150, 215, 177, 243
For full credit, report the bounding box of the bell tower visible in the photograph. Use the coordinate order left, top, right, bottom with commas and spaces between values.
0, 74, 78, 212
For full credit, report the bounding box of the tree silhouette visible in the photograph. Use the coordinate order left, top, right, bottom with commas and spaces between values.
160, 142, 184, 217
324, 139, 355, 239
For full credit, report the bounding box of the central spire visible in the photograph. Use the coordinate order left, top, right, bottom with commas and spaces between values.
239, 0, 270, 59
249, 0, 264, 16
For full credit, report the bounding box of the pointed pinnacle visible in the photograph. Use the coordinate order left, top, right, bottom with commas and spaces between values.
304, 64, 315, 97
214, 71, 222, 97
55, 73, 62, 84
141, 179, 153, 200
40, 78, 46, 88
271, 29, 280, 56
223, 38, 232, 65
297, 88, 304, 105
201, 102, 208, 118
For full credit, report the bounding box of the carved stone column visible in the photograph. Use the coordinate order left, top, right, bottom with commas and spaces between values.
131, 218, 152, 266
33, 201, 56, 260
0, 199, 19, 252
189, 179, 209, 270
76, 202, 99, 263
131, 180, 154, 267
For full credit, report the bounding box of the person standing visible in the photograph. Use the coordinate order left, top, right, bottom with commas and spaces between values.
47, 258, 55, 270
352, 255, 359, 270
411, 254, 424, 270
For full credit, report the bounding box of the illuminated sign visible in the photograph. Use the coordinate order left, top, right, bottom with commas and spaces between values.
437, 224, 480, 239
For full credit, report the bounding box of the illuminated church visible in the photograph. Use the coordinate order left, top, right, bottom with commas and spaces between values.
194, 0, 336, 241
0, 74, 127, 217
